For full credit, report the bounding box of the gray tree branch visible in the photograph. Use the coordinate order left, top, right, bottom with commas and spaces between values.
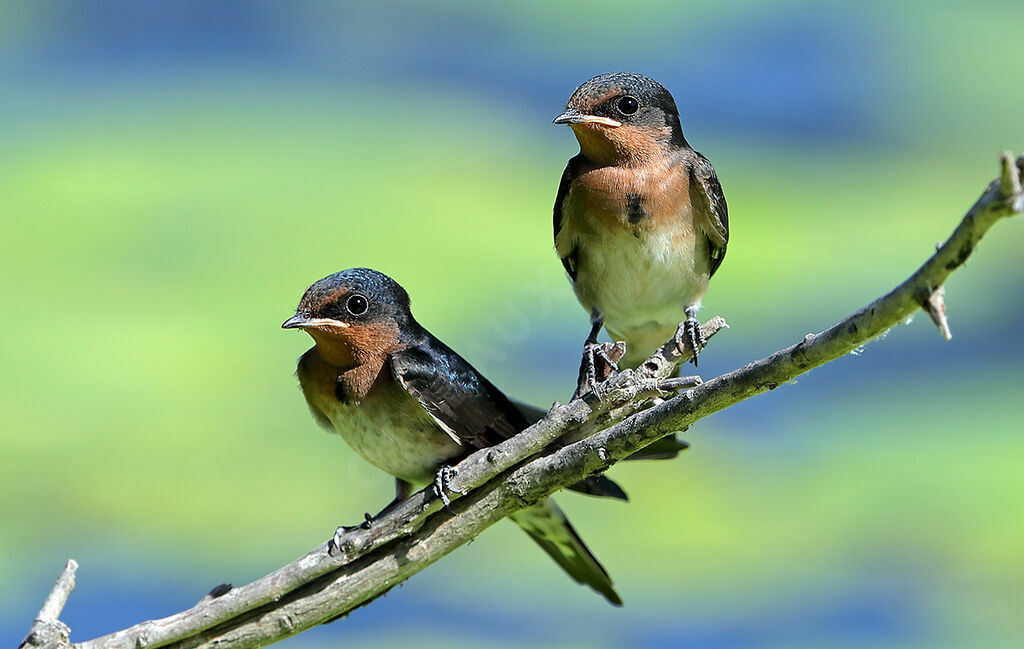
20, 560, 77, 649
23, 153, 1023, 649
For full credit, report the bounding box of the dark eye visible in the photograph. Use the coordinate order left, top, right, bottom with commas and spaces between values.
617, 96, 639, 115
346, 294, 368, 316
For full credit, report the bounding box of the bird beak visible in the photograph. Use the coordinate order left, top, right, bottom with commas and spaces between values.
552, 109, 622, 128
281, 315, 350, 330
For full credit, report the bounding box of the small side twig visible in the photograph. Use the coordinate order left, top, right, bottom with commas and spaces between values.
638, 316, 730, 380
560, 317, 729, 447
20, 559, 78, 649
917, 285, 952, 340
1000, 150, 1022, 199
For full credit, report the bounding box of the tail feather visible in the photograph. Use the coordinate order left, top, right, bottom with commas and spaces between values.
510, 499, 622, 606
568, 475, 628, 501
626, 433, 690, 460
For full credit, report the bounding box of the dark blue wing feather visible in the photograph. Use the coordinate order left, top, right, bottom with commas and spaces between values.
390, 339, 527, 450
553, 155, 586, 282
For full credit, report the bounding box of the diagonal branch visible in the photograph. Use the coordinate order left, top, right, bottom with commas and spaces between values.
24, 152, 1023, 649
20, 560, 78, 649
72, 317, 729, 649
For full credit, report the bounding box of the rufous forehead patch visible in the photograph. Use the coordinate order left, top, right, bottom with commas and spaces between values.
321, 286, 351, 307
300, 284, 351, 314
573, 86, 623, 111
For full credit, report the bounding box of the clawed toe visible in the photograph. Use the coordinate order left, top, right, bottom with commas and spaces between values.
574, 342, 621, 400
331, 519, 363, 554
332, 526, 348, 554
433, 465, 464, 514
675, 310, 706, 366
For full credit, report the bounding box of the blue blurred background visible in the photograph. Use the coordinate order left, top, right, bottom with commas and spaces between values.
2, 2, 1022, 647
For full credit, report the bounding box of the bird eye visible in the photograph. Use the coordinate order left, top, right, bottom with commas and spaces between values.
617, 96, 639, 115
346, 294, 368, 316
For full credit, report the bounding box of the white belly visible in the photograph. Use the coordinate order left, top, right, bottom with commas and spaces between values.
571, 222, 710, 366
318, 381, 464, 485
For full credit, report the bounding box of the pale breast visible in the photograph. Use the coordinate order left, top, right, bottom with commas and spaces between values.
298, 351, 465, 485
557, 160, 711, 356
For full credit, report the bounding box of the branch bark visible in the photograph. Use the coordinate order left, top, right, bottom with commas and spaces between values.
24, 153, 1023, 649
20, 559, 77, 649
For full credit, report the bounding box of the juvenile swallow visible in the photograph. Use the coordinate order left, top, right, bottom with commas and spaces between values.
283, 268, 632, 604
553, 72, 729, 392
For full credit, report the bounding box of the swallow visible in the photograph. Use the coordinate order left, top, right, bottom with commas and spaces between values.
283, 268, 641, 604
553, 72, 729, 394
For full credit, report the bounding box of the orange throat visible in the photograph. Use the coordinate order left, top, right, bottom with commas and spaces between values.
572, 123, 671, 167
304, 322, 404, 400
306, 328, 360, 368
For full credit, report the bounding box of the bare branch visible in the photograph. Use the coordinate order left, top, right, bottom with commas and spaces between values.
23, 153, 1022, 649
20, 559, 78, 649
73, 319, 731, 649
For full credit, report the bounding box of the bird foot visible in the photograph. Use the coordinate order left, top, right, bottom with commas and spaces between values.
331, 500, 398, 553
331, 511, 376, 555
433, 465, 465, 514
332, 527, 348, 554
573, 341, 625, 401
333, 511, 374, 537
674, 311, 706, 367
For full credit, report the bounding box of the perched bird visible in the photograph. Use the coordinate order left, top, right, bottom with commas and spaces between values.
552, 72, 729, 392
282, 268, 629, 604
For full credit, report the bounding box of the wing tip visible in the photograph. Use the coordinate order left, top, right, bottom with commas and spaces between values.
568, 475, 629, 501
512, 500, 624, 607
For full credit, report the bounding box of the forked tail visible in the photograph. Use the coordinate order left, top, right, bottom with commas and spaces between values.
509, 498, 622, 606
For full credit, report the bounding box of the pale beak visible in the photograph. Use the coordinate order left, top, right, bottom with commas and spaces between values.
552, 109, 622, 128
281, 315, 350, 330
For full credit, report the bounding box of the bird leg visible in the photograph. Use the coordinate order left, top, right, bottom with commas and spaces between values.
574, 315, 621, 400
371, 478, 414, 521
674, 305, 706, 366
433, 465, 465, 514
390, 478, 413, 508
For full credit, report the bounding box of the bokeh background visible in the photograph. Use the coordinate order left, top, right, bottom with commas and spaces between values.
2, 2, 1022, 648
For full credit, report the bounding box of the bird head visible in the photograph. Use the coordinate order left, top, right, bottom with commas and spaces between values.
553, 72, 687, 165
282, 268, 414, 367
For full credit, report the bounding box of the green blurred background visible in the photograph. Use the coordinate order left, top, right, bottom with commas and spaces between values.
2, 2, 1022, 647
